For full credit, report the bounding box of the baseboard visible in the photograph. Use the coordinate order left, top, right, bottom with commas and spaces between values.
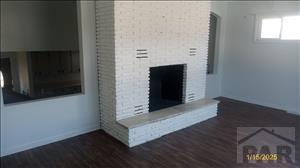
1, 124, 100, 157
222, 93, 298, 115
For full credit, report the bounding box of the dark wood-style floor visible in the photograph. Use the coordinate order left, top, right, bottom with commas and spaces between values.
1, 97, 299, 168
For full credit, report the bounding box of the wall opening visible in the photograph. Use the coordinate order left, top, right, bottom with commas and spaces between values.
0, 1, 82, 104
207, 12, 220, 74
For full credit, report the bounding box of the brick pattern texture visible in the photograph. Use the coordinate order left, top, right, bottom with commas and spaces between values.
96, 1, 214, 146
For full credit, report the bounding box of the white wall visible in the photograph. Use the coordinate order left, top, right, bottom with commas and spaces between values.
206, 2, 228, 98
221, 1, 299, 115
0, 1, 99, 156
0, 1, 79, 52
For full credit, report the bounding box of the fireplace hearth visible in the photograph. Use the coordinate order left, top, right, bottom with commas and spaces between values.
149, 64, 184, 112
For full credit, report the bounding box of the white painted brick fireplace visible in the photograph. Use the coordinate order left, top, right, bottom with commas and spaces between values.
96, 1, 219, 147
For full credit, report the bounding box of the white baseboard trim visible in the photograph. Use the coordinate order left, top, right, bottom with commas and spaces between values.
1, 124, 100, 157
222, 93, 299, 115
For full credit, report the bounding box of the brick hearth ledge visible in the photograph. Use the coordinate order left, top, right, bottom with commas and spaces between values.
118, 99, 219, 147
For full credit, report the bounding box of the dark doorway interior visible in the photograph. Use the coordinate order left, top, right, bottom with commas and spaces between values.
149, 64, 184, 112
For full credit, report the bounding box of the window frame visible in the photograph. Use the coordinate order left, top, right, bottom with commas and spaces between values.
255, 14, 300, 43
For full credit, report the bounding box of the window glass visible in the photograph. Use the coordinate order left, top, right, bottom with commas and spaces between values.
281, 16, 300, 40
261, 18, 282, 39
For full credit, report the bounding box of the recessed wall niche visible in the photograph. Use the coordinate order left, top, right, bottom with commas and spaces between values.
0, 1, 82, 104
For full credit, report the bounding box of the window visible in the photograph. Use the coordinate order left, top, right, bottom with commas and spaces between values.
257, 15, 300, 41
0, 1, 82, 104
261, 18, 282, 39
207, 13, 219, 74
281, 16, 300, 40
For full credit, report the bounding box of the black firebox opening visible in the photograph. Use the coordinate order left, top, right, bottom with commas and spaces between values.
149, 64, 184, 112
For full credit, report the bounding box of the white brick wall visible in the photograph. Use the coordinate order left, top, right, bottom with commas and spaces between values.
96, 1, 214, 147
